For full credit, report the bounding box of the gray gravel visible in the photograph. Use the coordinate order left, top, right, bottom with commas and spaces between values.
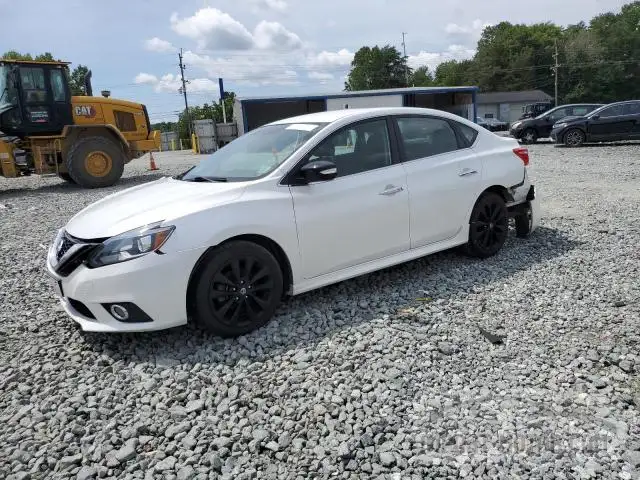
1, 143, 639, 479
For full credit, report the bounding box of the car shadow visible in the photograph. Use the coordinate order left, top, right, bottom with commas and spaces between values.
80, 225, 582, 366
0, 173, 166, 200
553, 141, 640, 148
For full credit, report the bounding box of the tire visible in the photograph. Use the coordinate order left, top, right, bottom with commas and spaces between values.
521, 128, 538, 144
66, 136, 125, 188
191, 241, 284, 338
57, 172, 76, 184
563, 128, 585, 147
464, 192, 509, 259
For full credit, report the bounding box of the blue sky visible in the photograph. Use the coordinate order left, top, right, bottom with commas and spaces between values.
1, 0, 630, 123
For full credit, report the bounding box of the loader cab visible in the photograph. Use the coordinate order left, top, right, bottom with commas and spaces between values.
0, 60, 74, 138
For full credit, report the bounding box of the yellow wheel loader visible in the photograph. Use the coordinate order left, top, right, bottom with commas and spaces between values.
0, 59, 160, 188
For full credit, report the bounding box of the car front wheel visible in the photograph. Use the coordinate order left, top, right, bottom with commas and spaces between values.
465, 192, 508, 259
563, 128, 586, 147
522, 128, 538, 144
192, 241, 284, 337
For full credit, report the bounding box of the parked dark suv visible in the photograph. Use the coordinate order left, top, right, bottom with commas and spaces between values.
510, 104, 603, 144
551, 100, 640, 147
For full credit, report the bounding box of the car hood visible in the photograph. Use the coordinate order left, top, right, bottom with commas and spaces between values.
65, 176, 246, 239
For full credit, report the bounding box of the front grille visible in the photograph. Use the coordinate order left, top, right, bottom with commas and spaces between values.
56, 233, 76, 261
54, 231, 102, 277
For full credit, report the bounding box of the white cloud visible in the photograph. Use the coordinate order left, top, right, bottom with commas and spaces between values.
307, 49, 354, 67
253, 21, 302, 50
170, 8, 254, 51
157, 50, 300, 86
134, 72, 219, 93
444, 19, 492, 44
408, 45, 476, 71
144, 37, 175, 53
134, 73, 159, 85
169, 7, 301, 52
308, 71, 334, 82
249, 0, 287, 12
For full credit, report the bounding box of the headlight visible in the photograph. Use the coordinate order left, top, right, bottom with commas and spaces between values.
554, 122, 567, 128
511, 122, 522, 129
87, 224, 175, 268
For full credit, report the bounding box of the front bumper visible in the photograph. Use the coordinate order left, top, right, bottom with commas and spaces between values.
46, 246, 207, 332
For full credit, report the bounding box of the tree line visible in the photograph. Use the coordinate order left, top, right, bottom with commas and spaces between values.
345, 1, 640, 103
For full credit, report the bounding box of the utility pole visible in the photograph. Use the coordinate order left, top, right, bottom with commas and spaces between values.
552, 39, 559, 106
178, 48, 192, 138
401, 32, 410, 87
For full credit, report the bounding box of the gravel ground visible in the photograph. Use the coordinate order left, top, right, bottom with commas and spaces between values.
1, 143, 639, 480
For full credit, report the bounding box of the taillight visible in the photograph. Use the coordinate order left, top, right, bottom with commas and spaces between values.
513, 147, 529, 166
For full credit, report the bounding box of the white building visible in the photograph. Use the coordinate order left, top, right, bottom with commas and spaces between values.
476, 90, 553, 123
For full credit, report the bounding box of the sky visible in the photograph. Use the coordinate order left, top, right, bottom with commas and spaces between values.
0, 0, 631, 123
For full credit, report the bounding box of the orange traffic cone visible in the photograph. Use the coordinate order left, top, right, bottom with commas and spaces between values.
148, 152, 159, 171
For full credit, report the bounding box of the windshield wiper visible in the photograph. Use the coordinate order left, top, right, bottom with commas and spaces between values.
185, 176, 228, 183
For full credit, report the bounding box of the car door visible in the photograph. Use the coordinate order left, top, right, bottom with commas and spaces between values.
622, 102, 640, 139
541, 107, 570, 137
588, 104, 632, 141
287, 117, 410, 279
393, 115, 482, 249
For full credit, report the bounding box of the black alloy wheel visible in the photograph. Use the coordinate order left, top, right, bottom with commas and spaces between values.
522, 128, 538, 144
192, 241, 283, 337
465, 192, 509, 258
563, 128, 586, 147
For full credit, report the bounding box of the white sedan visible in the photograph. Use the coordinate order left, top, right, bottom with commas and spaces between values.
46, 107, 540, 336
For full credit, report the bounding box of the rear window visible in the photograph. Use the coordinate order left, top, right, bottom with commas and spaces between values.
623, 102, 640, 115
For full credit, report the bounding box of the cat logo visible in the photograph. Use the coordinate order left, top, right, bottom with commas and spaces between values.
74, 105, 96, 118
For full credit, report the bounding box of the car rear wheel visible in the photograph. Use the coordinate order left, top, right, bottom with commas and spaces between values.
522, 128, 538, 144
563, 128, 585, 147
464, 192, 508, 259
192, 241, 284, 337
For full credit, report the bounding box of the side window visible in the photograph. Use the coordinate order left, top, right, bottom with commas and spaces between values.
622, 102, 640, 115
571, 106, 589, 116
20, 67, 47, 103
306, 119, 391, 177
453, 122, 478, 147
598, 105, 624, 118
396, 116, 459, 160
50, 70, 67, 102
546, 108, 568, 123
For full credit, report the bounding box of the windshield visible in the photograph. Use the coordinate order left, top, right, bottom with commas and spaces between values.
180, 122, 328, 182
0, 64, 18, 109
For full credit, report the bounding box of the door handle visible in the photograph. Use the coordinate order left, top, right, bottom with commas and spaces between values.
458, 168, 478, 177
379, 185, 404, 196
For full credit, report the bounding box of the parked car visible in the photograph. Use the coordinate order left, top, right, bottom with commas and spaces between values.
510, 103, 603, 144
476, 117, 508, 132
46, 107, 540, 337
551, 100, 640, 147
475, 117, 489, 129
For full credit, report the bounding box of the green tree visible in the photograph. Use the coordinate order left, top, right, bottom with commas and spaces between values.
69, 65, 90, 96
1, 51, 61, 62
176, 92, 236, 139
410, 66, 434, 87
345, 45, 411, 91
433, 60, 475, 86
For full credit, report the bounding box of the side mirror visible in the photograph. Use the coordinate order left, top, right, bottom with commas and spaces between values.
592, 115, 600, 120
299, 160, 337, 183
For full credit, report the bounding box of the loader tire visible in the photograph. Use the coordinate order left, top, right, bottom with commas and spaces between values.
57, 172, 76, 184
66, 136, 125, 188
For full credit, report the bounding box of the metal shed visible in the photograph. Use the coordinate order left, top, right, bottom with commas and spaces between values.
233, 86, 479, 136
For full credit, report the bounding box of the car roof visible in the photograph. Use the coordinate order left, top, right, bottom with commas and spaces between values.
268, 107, 473, 126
